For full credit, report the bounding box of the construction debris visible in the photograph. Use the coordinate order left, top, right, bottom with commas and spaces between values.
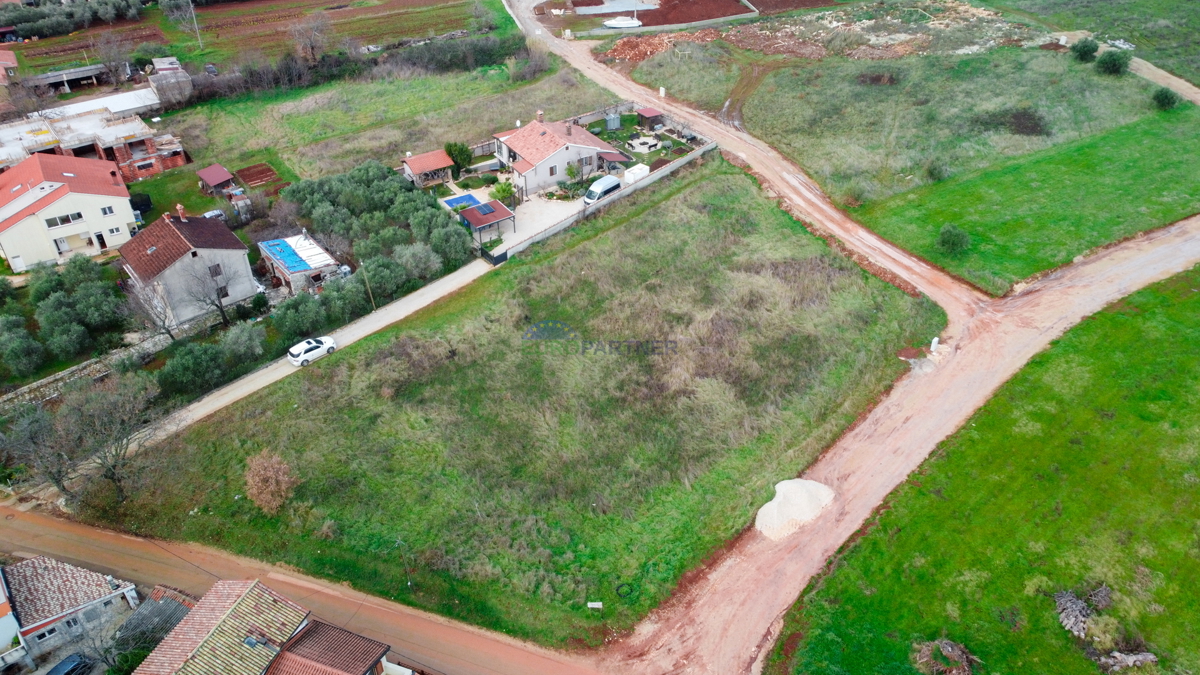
1087, 584, 1113, 611
1055, 591, 1091, 638
722, 24, 826, 57
604, 28, 721, 62
914, 640, 981, 675
1098, 652, 1158, 673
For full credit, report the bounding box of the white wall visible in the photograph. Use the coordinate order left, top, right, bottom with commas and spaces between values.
153, 247, 256, 325
520, 144, 602, 193
0, 192, 136, 269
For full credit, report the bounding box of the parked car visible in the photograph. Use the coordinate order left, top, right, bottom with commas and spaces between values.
287, 336, 336, 367
204, 63, 219, 76
583, 175, 621, 204
47, 654, 92, 675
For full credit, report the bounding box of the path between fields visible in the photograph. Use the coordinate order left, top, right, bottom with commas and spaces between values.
511, 6, 1200, 674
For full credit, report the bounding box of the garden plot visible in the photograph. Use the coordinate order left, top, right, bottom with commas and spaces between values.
767, 264, 1200, 675
96, 159, 944, 647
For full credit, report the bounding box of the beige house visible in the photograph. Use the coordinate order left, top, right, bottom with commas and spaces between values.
0, 154, 135, 272
493, 111, 616, 195
119, 209, 257, 327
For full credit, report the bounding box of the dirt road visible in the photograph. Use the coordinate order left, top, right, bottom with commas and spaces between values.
0, 502, 602, 675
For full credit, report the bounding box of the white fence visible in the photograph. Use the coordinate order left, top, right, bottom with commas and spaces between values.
504, 140, 718, 258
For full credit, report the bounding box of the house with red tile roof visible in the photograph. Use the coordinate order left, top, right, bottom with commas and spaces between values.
134, 580, 309, 675
0, 556, 139, 660
265, 620, 390, 675
0, 153, 135, 272
400, 149, 454, 188
493, 111, 616, 196
0, 563, 33, 670
119, 207, 256, 326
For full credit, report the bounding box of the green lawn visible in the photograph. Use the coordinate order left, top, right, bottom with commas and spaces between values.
92, 158, 945, 646
856, 104, 1200, 295
161, 64, 617, 178
987, 0, 1200, 85
769, 264, 1200, 675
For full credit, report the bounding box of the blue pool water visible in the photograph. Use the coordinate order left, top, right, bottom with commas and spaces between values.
445, 194, 481, 209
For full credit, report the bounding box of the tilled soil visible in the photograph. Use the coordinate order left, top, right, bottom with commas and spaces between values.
723, 24, 825, 57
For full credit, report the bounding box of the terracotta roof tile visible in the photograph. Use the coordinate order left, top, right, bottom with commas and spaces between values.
403, 149, 454, 175
2, 556, 134, 628
499, 120, 615, 172
196, 164, 234, 187
460, 200, 514, 229
134, 580, 308, 675
265, 621, 389, 675
118, 213, 246, 282
0, 154, 129, 233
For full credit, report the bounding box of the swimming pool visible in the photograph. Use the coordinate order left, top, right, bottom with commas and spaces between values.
445, 194, 481, 210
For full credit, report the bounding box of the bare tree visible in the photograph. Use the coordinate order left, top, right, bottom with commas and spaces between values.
183, 257, 245, 326
1, 406, 80, 502
6, 82, 53, 117
244, 449, 300, 515
160, 0, 204, 49
290, 12, 332, 65
125, 283, 177, 341
90, 31, 132, 88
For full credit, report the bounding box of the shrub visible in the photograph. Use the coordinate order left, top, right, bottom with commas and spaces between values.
156, 343, 228, 396
234, 303, 255, 321
273, 293, 325, 339
220, 321, 266, 364
106, 649, 150, 675
1069, 37, 1099, 62
60, 255, 104, 288
1152, 87, 1183, 110
244, 449, 300, 515
430, 226, 474, 270
490, 181, 516, 204
482, 173, 499, 186
358, 256, 410, 302
43, 322, 91, 360
131, 42, 172, 69
1096, 49, 1132, 75
72, 281, 123, 331
251, 293, 270, 314
0, 328, 44, 378
394, 244, 443, 281
27, 266, 65, 303
319, 277, 371, 324
937, 224, 970, 255
0, 277, 14, 305
444, 142, 473, 179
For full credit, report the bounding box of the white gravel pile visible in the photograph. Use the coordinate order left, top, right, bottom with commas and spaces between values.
755, 479, 835, 540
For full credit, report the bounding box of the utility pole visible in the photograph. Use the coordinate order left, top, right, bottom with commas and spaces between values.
186, 0, 204, 50
359, 264, 378, 311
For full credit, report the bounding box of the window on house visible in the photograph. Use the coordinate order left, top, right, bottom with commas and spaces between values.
582, 156, 592, 166
45, 212, 84, 228
101, 206, 114, 216
549, 165, 558, 176
64, 617, 80, 628
191, 251, 198, 258
217, 286, 229, 299
209, 264, 223, 278
108, 227, 121, 235
35, 627, 58, 641
136, 162, 154, 171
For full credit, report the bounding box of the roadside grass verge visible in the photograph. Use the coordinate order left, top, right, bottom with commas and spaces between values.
856, 104, 1200, 295
632, 42, 742, 111
740, 48, 1159, 203
161, 65, 617, 178
985, 0, 1200, 86
767, 263, 1200, 675
91, 158, 945, 646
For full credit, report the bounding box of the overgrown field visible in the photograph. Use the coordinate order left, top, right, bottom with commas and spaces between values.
11, 0, 499, 73
739, 48, 1159, 203
161, 65, 617, 178
857, 104, 1200, 295
989, 0, 1200, 85
768, 264, 1200, 675
93, 159, 945, 645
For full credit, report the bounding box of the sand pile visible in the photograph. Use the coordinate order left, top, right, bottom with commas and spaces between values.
755, 479, 835, 540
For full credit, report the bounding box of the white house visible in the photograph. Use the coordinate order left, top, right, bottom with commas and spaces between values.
0, 153, 136, 272
493, 111, 617, 195
119, 208, 257, 327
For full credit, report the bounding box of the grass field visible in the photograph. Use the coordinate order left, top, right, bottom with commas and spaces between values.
988, 0, 1200, 86
739, 48, 1160, 204
127, 148, 300, 224
11, 0, 508, 73
92, 158, 945, 645
632, 43, 744, 111
160, 64, 618, 178
768, 264, 1200, 675
856, 104, 1200, 295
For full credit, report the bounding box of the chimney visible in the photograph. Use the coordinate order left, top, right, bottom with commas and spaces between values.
566, 122, 572, 136
109, 169, 119, 186
175, 204, 187, 222
536, 110, 544, 123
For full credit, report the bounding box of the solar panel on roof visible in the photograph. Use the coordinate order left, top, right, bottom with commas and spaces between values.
477, 204, 495, 215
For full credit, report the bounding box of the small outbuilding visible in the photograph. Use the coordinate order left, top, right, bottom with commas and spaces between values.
636, 107, 665, 130
459, 200, 515, 243
258, 232, 340, 295
197, 163, 236, 195
401, 149, 455, 188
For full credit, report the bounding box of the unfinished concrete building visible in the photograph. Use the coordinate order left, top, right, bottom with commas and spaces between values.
0, 110, 185, 183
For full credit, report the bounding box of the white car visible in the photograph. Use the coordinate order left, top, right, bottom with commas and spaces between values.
287, 337, 336, 366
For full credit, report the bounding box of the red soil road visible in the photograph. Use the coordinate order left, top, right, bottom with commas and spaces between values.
0, 502, 605, 675
510, 2, 1200, 672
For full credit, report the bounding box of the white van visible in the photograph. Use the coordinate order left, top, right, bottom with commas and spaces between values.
584, 175, 622, 204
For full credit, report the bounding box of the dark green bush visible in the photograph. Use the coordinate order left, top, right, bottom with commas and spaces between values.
273, 293, 326, 339
1069, 38, 1099, 63
157, 343, 228, 396
1096, 49, 1133, 75
482, 173, 499, 185
936, 224, 970, 255
1152, 87, 1183, 110
251, 293, 269, 314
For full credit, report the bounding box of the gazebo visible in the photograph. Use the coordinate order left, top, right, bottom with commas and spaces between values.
636, 107, 665, 129
401, 149, 455, 188
459, 200, 515, 243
